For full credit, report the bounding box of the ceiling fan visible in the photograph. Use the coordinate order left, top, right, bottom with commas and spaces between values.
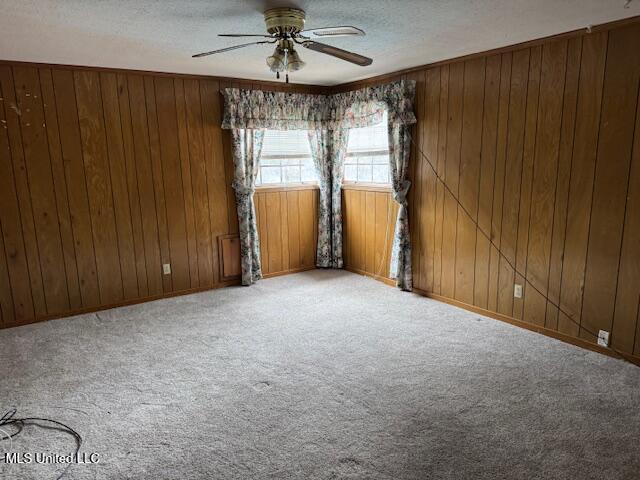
192, 7, 372, 82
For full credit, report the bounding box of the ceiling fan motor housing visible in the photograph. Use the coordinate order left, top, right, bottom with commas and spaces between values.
264, 8, 306, 35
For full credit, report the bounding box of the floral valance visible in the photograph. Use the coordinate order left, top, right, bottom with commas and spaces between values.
221, 79, 416, 130
330, 80, 416, 129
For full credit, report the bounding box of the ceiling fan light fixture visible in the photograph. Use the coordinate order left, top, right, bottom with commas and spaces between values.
266, 47, 286, 72
286, 49, 305, 72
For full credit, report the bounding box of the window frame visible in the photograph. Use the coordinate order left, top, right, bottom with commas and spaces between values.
256, 153, 318, 189
255, 130, 318, 189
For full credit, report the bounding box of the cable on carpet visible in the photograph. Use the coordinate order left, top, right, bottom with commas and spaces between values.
0, 408, 82, 480
408, 135, 640, 368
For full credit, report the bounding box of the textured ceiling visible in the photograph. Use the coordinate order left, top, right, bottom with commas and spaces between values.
0, 0, 638, 86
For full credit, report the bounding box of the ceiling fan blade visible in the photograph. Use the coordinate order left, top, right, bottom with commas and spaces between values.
301, 26, 365, 37
218, 34, 273, 38
192, 40, 272, 58
302, 41, 372, 66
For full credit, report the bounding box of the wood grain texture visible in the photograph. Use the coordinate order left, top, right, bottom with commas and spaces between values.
0, 66, 47, 319
0, 63, 319, 328
513, 46, 542, 321
487, 52, 512, 314
497, 48, 529, 317
339, 20, 640, 356
580, 23, 640, 343
522, 40, 567, 326
343, 186, 398, 281
473, 54, 501, 310
558, 32, 608, 337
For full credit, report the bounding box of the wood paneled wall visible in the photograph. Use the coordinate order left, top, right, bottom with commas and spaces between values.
0, 62, 320, 328
339, 20, 640, 357
343, 186, 398, 282
255, 186, 318, 277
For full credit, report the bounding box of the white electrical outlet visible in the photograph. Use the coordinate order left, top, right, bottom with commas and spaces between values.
597, 330, 609, 347
513, 284, 523, 299
163, 263, 171, 275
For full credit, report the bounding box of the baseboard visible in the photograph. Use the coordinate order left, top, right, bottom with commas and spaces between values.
0, 268, 318, 330
344, 266, 397, 287
345, 268, 640, 365
0, 280, 243, 330
262, 266, 316, 279
416, 288, 640, 365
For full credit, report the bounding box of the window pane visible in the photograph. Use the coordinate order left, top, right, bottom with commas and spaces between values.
372, 164, 390, 183
301, 163, 317, 182
344, 164, 357, 182
283, 166, 301, 183
357, 164, 373, 182
372, 154, 389, 164
261, 166, 281, 184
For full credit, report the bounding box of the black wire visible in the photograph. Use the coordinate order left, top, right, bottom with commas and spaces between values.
0, 408, 82, 480
408, 135, 640, 367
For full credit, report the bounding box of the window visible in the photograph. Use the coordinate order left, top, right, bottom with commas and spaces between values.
256, 130, 317, 186
344, 109, 390, 184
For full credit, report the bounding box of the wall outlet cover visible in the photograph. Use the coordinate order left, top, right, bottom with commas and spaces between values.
597, 330, 609, 347
513, 284, 523, 299
163, 263, 171, 275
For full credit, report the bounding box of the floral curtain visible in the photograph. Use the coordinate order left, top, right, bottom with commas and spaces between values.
330, 81, 417, 128
231, 128, 265, 286
308, 128, 349, 268
223, 89, 330, 130
222, 80, 416, 131
388, 123, 413, 291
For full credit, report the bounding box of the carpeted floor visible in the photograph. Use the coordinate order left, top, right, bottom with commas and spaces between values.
1, 270, 639, 480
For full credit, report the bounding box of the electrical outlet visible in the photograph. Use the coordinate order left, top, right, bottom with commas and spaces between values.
513, 284, 523, 299
162, 263, 171, 275
597, 330, 609, 347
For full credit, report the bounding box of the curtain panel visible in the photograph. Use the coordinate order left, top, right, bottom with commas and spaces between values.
231, 129, 265, 286
308, 128, 349, 268
221, 80, 416, 288
388, 123, 413, 291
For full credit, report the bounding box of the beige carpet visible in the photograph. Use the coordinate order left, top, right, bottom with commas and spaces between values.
1, 270, 639, 479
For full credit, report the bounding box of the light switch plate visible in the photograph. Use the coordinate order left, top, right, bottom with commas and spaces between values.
513, 284, 523, 299
597, 330, 609, 347
163, 263, 171, 275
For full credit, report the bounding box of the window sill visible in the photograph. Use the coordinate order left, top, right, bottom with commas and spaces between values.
342, 183, 392, 193
255, 183, 320, 193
